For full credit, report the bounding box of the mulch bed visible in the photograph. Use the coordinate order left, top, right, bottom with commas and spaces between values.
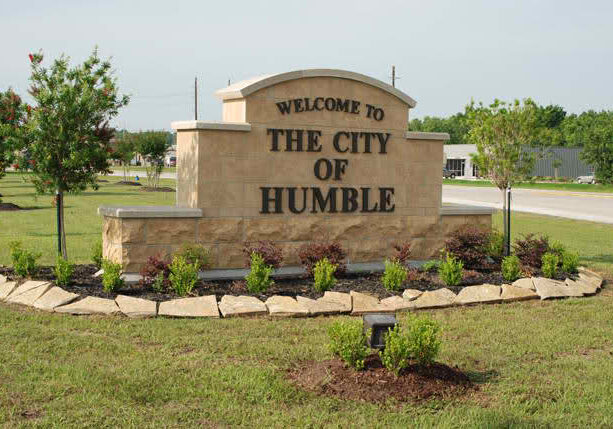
116, 181, 141, 186
0, 203, 23, 211
287, 354, 474, 403
140, 186, 175, 192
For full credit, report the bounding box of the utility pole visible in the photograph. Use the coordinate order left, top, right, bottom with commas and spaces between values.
392, 65, 396, 87
194, 76, 198, 120
228, 78, 231, 86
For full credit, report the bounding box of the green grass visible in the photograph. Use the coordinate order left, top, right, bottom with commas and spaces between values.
444, 179, 613, 193
0, 173, 175, 265
111, 166, 176, 174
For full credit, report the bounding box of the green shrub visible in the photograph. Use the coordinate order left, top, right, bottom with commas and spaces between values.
382, 259, 408, 291
101, 259, 124, 293
91, 240, 103, 268
406, 314, 442, 366
176, 243, 210, 270
421, 260, 440, 273
245, 252, 274, 293
54, 256, 74, 287
487, 229, 505, 260
313, 257, 337, 292
562, 251, 579, 274
541, 252, 560, 278
379, 325, 411, 376
549, 240, 567, 259
501, 255, 522, 282
9, 241, 41, 277
328, 320, 369, 370
438, 252, 463, 286
151, 272, 166, 292
168, 255, 199, 296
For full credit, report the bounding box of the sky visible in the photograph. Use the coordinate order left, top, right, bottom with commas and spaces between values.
2, 0, 612, 131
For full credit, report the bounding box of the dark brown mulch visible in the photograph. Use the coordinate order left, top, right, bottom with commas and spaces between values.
116, 181, 141, 186
287, 354, 474, 404
140, 186, 175, 192
0, 202, 23, 211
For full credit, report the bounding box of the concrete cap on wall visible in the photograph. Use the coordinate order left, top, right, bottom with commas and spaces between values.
215, 69, 417, 108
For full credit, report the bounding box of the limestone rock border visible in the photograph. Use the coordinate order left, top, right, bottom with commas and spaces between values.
0, 269, 605, 319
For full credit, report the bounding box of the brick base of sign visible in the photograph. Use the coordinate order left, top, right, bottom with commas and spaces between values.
0, 269, 604, 319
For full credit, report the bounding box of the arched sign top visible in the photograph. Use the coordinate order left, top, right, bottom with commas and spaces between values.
215, 69, 417, 108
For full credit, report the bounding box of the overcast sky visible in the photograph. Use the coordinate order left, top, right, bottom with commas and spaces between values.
2, 0, 612, 131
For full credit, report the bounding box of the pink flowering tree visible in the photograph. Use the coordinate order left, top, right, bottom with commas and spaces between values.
14, 49, 129, 258
0, 89, 30, 201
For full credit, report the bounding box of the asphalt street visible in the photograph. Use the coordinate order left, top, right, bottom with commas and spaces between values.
443, 185, 613, 224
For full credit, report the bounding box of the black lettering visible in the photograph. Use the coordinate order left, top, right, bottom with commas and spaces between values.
276, 101, 292, 115
365, 104, 375, 118
314, 158, 333, 180
333, 159, 349, 180
260, 187, 284, 214
360, 187, 379, 212
267, 128, 284, 152
341, 187, 359, 212
333, 131, 349, 153
350, 100, 360, 114
360, 132, 373, 153
379, 188, 395, 212
285, 129, 304, 152
376, 133, 390, 154
293, 99, 305, 113
324, 97, 336, 111
373, 108, 384, 121
314, 97, 324, 111
350, 132, 360, 153
311, 187, 338, 213
306, 130, 322, 152
288, 187, 308, 214
304, 98, 315, 112
335, 98, 349, 112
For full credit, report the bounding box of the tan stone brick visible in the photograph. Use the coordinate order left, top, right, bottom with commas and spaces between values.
407, 216, 440, 237
103, 218, 121, 244
346, 239, 388, 262
244, 218, 285, 242
121, 219, 145, 243
410, 237, 444, 259
123, 245, 171, 272
216, 243, 245, 268
145, 218, 197, 245
103, 241, 122, 264
198, 218, 244, 242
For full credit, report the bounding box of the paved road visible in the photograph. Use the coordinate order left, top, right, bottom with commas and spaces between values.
443, 185, 613, 224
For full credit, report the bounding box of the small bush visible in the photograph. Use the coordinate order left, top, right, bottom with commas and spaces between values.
549, 240, 567, 259
382, 259, 408, 291
168, 255, 199, 296
379, 325, 411, 376
176, 243, 210, 270
299, 241, 347, 278
406, 314, 442, 366
313, 257, 338, 292
406, 268, 426, 283
243, 241, 283, 269
487, 229, 505, 261
328, 320, 369, 371
91, 240, 103, 268
245, 252, 274, 293
139, 254, 171, 291
392, 242, 412, 264
501, 255, 522, 282
101, 259, 124, 293
513, 234, 550, 268
541, 252, 559, 278
562, 251, 579, 274
438, 252, 463, 287
444, 225, 490, 269
54, 256, 74, 287
421, 260, 440, 273
9, 241, 41, 277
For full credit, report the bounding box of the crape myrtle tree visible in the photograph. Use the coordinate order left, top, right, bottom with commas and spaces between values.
0, 89, 30, 202
110, 130, 137, 182
133, 130, 170, 189
465, 98, 542, 255
15, 49, 129, 258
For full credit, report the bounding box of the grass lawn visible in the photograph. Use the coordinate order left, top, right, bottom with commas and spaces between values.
443, 179, 613, 194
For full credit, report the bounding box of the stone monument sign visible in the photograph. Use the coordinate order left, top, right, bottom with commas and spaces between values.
100, 69, 492, 272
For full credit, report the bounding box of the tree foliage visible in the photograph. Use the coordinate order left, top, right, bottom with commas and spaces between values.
132, 130, 170, 188
111, 130, 137, 181
0, 89, 29, 188
409, 113, 469, 145
573, 111, 613, 183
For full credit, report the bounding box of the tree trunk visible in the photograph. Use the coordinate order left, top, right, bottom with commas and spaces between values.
57, 191, 68, 259
501, 188, 508, 256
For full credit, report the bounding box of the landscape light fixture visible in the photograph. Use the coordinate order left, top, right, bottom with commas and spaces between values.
363, 313, 397, 350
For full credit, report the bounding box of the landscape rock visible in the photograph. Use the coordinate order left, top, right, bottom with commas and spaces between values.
564, 278, 598, 296
380, 295, 413, 312
512, 278, 536, 291
265, 296, 309, 317
218, 295, 268, 318
533, 277, 578, 300
350, 291, 394, 315
115, 295, 157, 318
402, 289, 423, 301
7, 281, 49, 300
33, 287, 79, 311
158, 295, 219, 318
0, 281, 17, 301
296, 296, 345, 316
93, 269, 104, 278
6, 282, 52, 306
319, 291, 352, 312
409, 288, 456, 309
454, 284, 501, 305
578, 269, 603, 290
0, 274, 6, 285
500, 284, 539, 302
55, 296, 120, 315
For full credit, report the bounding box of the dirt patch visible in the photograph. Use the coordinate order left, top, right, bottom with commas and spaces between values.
140, 186, 175, 192
288, 355, 474, 404
0, 202, 23, 211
